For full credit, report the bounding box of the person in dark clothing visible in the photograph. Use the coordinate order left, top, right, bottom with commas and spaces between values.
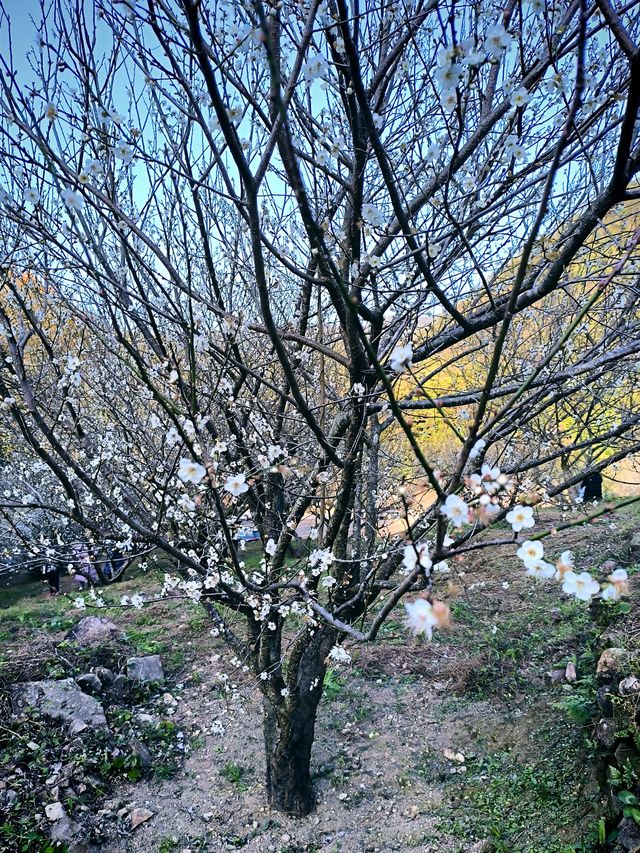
44, 561, 61, 595
581, 471, 603, 501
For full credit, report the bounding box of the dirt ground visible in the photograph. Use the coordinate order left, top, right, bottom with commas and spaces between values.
2, 506, 638, 853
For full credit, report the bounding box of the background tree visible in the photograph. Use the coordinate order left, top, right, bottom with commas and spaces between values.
0, 0, 639, 815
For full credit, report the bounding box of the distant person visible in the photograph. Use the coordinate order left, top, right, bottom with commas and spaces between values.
110, 548, 127, 582
44, 560, 61, 595
581, 471, 603, 502
74, 544, 98, 589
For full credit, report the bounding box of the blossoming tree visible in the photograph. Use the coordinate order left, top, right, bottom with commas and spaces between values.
1, 0, 640, 815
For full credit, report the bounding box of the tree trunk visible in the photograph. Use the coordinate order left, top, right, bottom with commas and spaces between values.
262, 626, 336, 816
263, 693, 319, 816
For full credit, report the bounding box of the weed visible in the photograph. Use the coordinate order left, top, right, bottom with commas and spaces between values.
221, 761, 249, 791
322, 668, 344, 702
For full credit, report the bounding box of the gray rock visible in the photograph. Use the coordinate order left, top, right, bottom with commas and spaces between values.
94, 667, 115, 687
10, 679, 107, 730
109, 674, 131, 700
127, 655, 164, 684
49, 813, 91, 853
66, 616, 122, 645
129, 740, 152, 770
595, 717, 618, 749
75, 673, 102, 695
620, 676, 640, 696
616, 817, 640, 852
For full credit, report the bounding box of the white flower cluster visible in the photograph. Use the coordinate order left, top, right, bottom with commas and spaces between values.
516, 541, 629, 603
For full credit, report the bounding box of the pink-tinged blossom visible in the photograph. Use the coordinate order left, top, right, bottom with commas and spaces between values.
404, 598, 438, 638
506, 505, 535, 532
555, 550, 574, 580
224, 472, 248, 497
440, 494, 470, 528
562, 571, 600, 602
602, 568, 629, 600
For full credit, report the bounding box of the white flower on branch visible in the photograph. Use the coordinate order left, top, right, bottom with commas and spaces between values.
389, 343, 413, 372
562, 571, 600, 602
440, 494, 470, 528
61, 188, 84, 211
506, 505, 535, 532
224, 472, 249, 497
178, 458, 207, 485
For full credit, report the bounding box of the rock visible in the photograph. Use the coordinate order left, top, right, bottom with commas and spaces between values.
45, 802, 66, 821
620, 676, 640, 696
109, 674, 131, 701
75, 673, 102, 695
49, 814, 90, 853
66, 616, 122, 644
94, 667, 115, 686
565, 662, 577, 683
616, 816, 640, 852
596, 686, 615, 716
130, 807, 153, 829
127, 655, 164, 684
547, 669, 565, 687
602, 560, 617, 572
468, 842, 492, 853
161, 692, 177, 706
597, 648, 630, 678
129, 740, 152, 770
595, 718, 618, 749
10, 679, 107, 730
69, 720, 89, 735
136, 713, 158, 726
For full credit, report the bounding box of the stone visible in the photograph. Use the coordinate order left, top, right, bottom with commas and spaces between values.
66, 616, 122, 644
565, 662, 577, 683
602, 560, 617, 572
109, 674, 131, 700
597, 648, 630, 678
127, 655, 164, 684
10, 679, 107, 730
547, 669, 565, 687
596, 686, 615, 716
620, 676, 640, 696
49, 814, 90, 853
595, 718, 618, 749
130, 807, 153, 829
75, 673, 102, 695
129, 740, 152, 770
616, 817, 640, 852
94, 667, 115, 686
468, 842, 492, 853
69, 720, 89, 735
45, 802, 66, 821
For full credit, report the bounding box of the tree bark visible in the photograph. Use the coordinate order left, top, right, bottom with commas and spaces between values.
262, 627, 336, 816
